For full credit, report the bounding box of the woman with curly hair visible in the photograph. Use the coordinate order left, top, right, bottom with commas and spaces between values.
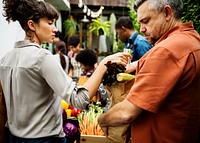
0, 0, 131, 142
76, 49, 97, 78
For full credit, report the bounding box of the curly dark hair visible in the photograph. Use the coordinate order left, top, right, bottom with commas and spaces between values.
76, 49, 97, 68
2, 0, 59, 33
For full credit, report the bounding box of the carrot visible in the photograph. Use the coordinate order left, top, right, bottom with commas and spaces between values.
77, 104, 104, 136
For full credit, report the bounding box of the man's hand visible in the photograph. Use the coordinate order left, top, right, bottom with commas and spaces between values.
126, 61, 138, 73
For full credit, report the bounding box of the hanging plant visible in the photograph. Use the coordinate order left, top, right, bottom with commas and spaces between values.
89, 18, 110, 36
63, 16, 78, 37
127, 0, 140, 33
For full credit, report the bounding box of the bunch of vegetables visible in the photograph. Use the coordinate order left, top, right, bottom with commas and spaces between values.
103, 61, 135, 86
103, 61, 126, 86
77, 103, 104, 136
61, 99, 82, 117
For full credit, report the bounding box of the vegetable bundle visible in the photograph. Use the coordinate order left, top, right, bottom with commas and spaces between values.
77, 104, 104, 136
103, 61, 135, 86
103, 61, 126, 86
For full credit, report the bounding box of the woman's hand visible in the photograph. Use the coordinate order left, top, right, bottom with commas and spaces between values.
83, 52, 132, 100
99, 52, 132, 67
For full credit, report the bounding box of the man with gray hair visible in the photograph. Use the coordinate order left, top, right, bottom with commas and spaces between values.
98, 0, 200, 143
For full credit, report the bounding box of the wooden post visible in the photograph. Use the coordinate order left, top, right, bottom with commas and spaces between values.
80, 22, 83, 48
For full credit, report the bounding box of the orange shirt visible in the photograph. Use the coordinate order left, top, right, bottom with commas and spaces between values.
126, 22, 200, 143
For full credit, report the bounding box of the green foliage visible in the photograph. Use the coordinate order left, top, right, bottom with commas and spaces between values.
112, 27, 125, 53
63, 18, 77, 37
127, 0, 140, 33
113, 40, 125, 53
89, 18, 110, 36
181, 0, 200, 33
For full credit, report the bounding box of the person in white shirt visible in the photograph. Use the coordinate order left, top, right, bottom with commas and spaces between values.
67, 35, 82, 82
54, 40, 69, 74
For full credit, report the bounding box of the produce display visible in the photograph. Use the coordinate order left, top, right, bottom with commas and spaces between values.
63, 122, 78, 139
60, 61, 135, 141
61, 99, 105, 141
61, 99, 82, 117
61, 99, 82, 142
77, 103, 104, 136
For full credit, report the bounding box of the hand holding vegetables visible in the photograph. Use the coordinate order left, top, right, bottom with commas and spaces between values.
103, 61, 135, 86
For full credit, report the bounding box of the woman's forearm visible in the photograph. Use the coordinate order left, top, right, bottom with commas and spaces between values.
83, 62, 107, 99
83, 52, 132, 99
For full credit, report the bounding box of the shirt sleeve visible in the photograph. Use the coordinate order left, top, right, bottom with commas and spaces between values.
126, 47, 182, 112
64, 55, 69, 74
38, 51, 90, 110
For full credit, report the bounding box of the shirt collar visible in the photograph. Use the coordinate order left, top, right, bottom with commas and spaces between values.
14, 40, 41, 49
128, 31, 138, 44
155, 22, 194, 45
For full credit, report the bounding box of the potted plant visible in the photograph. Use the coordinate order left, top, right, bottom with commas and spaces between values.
63, 16, 78, 37
89, 17, 111, 56
89, 18, 110, 36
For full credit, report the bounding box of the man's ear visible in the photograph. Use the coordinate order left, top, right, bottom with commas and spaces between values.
163, 5, 173, 21
27, 20, 36, 31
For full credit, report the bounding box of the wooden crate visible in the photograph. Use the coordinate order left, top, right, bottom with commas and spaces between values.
80, 135, 118, 143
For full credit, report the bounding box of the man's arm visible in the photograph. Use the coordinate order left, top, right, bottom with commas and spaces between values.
98, 98, 142, 135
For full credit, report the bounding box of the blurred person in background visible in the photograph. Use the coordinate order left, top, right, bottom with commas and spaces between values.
76, 48, 109, 109
76, 49, 99, 102
67, 35, 82, 82
115, 16, 152, 62
76, 49, 97, 78
54, 40, 69, 74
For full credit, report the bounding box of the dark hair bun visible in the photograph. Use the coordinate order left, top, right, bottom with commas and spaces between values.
3, 0, 34, 22
2, 0, 58, 32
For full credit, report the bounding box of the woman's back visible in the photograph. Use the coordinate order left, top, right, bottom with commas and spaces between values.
0, 40, 65, 138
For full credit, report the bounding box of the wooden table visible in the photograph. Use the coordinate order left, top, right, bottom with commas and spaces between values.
80, 135, 118, 143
